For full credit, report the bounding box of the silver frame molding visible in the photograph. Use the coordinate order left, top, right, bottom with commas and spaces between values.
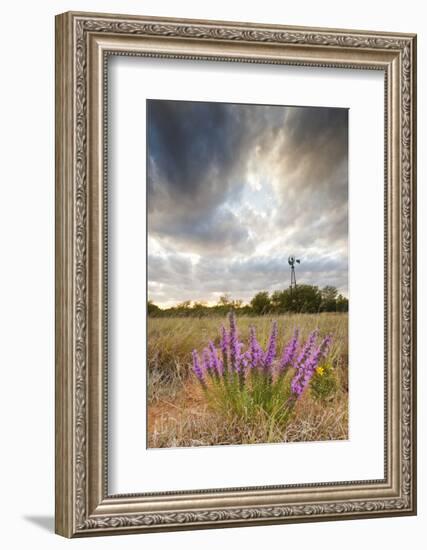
55, 11, 417, 538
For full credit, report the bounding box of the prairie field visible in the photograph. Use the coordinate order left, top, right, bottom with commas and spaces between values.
147, 313, 348, 448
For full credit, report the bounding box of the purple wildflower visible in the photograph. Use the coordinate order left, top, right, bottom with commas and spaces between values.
228, 311, 240, 372
220, 324, 229, 376
320, 335, 333, 358
203, 348, 215, 379
240, 349, 251, 369
192, 350, 206, 388
220, 325, 228, 355
249, 326, 263, 368
290, 375, 302, 396
291, 334, 333, 398
234, 341, 246, 373
208, 341, 223, 376
306, 335, 332, 372
279, 328, 299, 373
202, 348, 210, 369
295, 329, 318, 369
307, 335, 332, 372
290, 330, 319, 396
263, 321, 278, 370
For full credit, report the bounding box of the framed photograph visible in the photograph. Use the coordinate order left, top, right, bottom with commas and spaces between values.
55, 11, 417, 537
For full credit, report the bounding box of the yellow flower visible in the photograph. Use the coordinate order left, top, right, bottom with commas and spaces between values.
316, 366, 325, 376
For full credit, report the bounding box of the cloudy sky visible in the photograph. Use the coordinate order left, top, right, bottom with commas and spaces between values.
147, 99, 348, 308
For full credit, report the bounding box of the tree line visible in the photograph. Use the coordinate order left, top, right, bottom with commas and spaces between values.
148, 285, 348, 317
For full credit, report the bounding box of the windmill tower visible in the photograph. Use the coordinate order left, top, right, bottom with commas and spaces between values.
288, 256, 300, 293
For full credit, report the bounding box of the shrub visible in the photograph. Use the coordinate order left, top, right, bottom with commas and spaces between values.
191, 312, 333, 432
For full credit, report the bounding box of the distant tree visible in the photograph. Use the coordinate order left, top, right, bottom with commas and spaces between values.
176, 300, 191, 310
336, 294, 349, 312
269, 285, 321, 313
214, 294, 244, 315
218, 294, 231, 306
290, 284, 322, 313
250, 291, 271, 315
191, 301, 208, 310
191, 301, 209, 317
147, 300, 161, 316
192, 300, 207, 308
320, 286, 338, 312
270, 289, 287, 312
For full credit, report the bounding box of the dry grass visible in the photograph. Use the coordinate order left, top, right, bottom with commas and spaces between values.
147, 313, 348, 448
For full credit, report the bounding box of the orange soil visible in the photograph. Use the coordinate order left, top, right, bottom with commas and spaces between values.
147, 381, 205, 435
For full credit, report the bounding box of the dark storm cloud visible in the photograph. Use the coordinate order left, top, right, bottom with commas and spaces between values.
147, 99, 348, 304
148, 100, 236, 199
270, 106, 348, 232
147, 100, 283, 252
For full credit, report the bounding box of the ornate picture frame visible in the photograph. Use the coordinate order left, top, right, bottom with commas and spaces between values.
55, 11, 417, 537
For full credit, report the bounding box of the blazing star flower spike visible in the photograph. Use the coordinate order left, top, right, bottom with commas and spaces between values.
192, 349, 206, 388
228, 311, 240, 372
249, 325, 263, 368
291, 334, 333, 398
280, 328, 299, 373
208, 340, 223, 376
295, 329, 319, 369
220, 325, 228, 355
263, 320, 278, 370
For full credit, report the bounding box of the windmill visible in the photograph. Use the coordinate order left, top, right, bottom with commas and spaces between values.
288, 255, 301, 292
